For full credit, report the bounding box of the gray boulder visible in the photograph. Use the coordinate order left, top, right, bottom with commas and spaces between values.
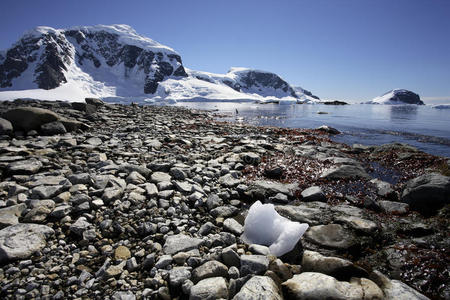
246, 180, 299, 199
282, 272, 363, 300
0, 204, 26, 229
40, 121, 67, 135
163, 234, 203, 255
0, 223, 54, 263
233, 275, 283, 300
0, 117, 13, 135
301, 250, 367, 280
321, 165, 370, 180
401, 173, 450, 215
305, 224, 356, 250
192, 260, 228, 283
301, 186, 326, 202
7, 158, 43, 175
2, 107, 59, 132
240, 255, 269, 276
189, 277, 228, 300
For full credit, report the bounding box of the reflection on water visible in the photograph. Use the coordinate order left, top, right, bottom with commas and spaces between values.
389, 105, 418, 122
174, 102, 450, 157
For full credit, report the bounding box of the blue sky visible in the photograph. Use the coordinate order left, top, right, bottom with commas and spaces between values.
1, 0, 449, 102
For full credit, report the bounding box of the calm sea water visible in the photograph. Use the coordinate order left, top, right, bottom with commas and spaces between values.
173, 102, 450, 158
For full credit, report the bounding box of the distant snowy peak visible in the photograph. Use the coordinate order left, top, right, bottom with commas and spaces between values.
369, 89, 424, 105
0, 24, 319, 103
0, 24, 187, 93
188, 68, 300, 99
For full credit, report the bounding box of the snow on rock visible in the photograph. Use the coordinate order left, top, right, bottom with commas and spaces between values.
368, 89, 424, 105
241, 201, 309, 256
0, 24, 318, 104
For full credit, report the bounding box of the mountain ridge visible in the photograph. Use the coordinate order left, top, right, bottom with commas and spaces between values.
0, 24, 318, 103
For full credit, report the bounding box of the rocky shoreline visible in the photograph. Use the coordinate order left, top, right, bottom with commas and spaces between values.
0, 98, 449, 299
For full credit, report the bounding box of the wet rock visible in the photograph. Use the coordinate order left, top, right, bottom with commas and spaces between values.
334, 216, 378, 234
378, 200, 409, 215
282, 272, 363, 300
301, 250, 367, 280
163, 234, 203, 255
189, 277, 228, 300
264, 166, 284, 179
233, 275, 283, 300
370, 178, 397, 200
316, 125, 340, 134
192, 260, 228, 283
222, 245, 240, 267
218, 173, 241, 188
301, 186, 326, 202
275, 202, 332, 225
0, 223, 54, 263
241, 152, 261, 165
321, 165, 370, 180
401, 173, 450, 215
305, 224, 356, 250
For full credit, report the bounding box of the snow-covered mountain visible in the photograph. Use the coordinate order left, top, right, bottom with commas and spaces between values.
0, 24, 318, 103
367, 89, 424, 105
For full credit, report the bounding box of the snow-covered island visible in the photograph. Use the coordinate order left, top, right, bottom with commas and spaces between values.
0, 24, 319, 104
366, 89, 424, 105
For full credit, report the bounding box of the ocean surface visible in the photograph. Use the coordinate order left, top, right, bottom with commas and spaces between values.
173, 102, 450, 158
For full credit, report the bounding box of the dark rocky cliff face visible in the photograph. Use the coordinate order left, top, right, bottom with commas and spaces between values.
239, 71, 298, 98
0, 27, 188, 94
390, 90, 424, 105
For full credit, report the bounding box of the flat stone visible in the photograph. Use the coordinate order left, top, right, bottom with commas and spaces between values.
218, 173, 241, 188
275, 202, 332, 225
321, 165, 370, 180
31, 185, 65, 199
192, 260, 228, 283
305, 224, 356, 250
189, 277, 228, 300
7, 158, 43, 175
233, 275, 282, 300
174, 181, 193, 193
163, 234, 203, 255
151, 172, 172, 183
114, 245, 131, 260
0, 223, 54, 263
301, 250, 367, 280
246, 180, 299, 199
282, 272, 363, 300
301, 186, 326, 202
335, 216, 378, 234
0, 204, 26, 229
155, 254, 173, 269
223, 218, 243, 235
240, 255, 269, 276
378, 200, 409, 214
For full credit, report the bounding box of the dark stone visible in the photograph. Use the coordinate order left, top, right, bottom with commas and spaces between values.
40, 121, 67, 135
264, 166, 284, 179
173, 66, 188, 77
3, 107, 60, 132
322, 101, 348, 105
401, 173, 450, 215
85, 98, 105, 107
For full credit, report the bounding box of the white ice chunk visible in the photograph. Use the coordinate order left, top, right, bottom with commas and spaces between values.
241, 201, 309, 256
